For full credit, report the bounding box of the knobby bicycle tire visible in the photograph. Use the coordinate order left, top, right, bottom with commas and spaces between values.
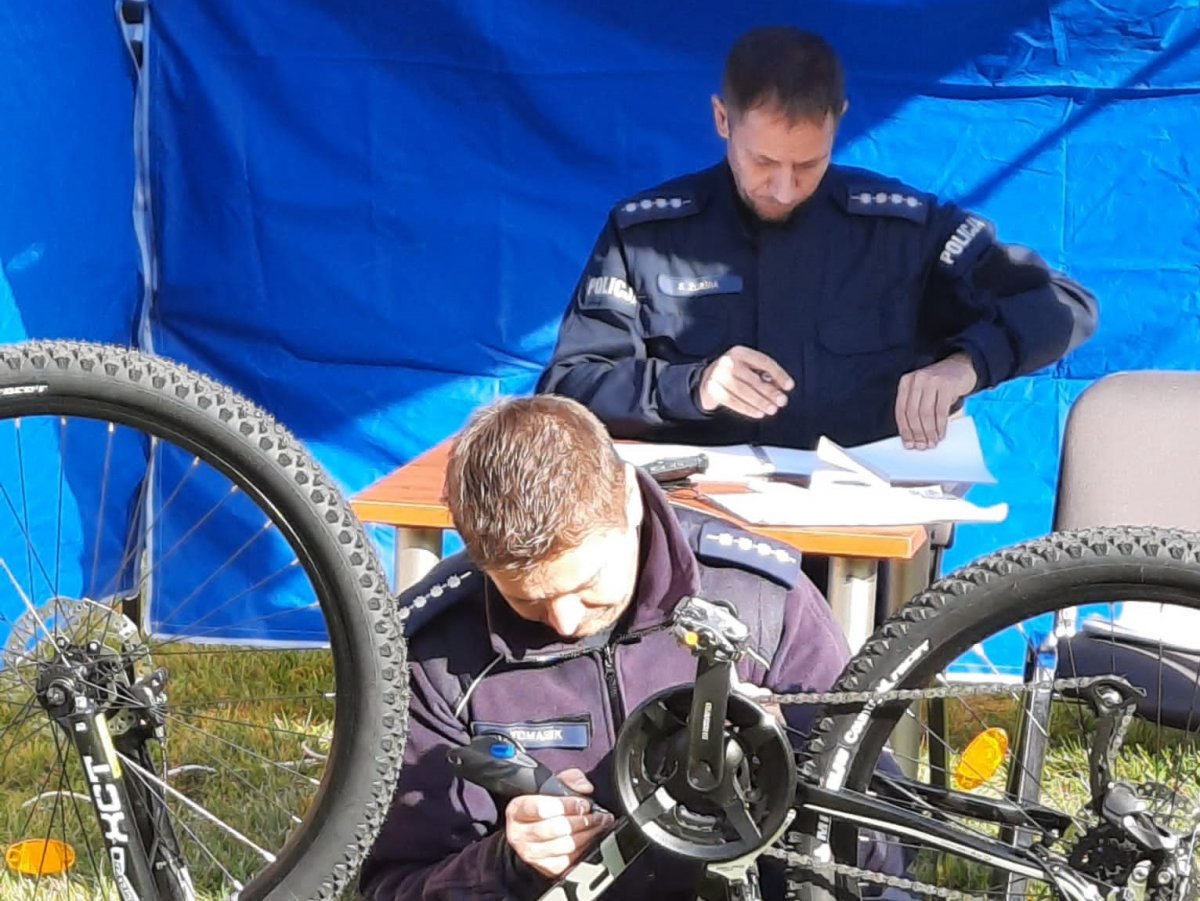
0, 341, 407, 900
788, 526, 1200, 901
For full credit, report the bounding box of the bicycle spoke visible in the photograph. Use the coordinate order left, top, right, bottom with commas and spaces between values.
152, 518, 273, 629
53, 416, 66, 600
86, 421, 117, 602
164, 714, 322, 787
168, 708, 331, 743
117, 751, 276, 862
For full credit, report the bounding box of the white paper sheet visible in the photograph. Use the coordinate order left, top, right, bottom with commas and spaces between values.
616, 416, 996, 487
818, 417, 996, 485
705, 481, 1009, 528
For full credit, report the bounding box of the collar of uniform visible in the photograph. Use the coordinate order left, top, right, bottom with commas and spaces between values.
482, 470, 701, 663
716, 160, 758, 241
720, 159, 840, 235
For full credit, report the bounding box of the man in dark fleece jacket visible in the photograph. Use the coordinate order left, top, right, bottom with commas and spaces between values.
360, 395, 856, 900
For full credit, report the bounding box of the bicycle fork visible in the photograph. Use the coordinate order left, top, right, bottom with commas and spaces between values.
49, 691, 162, 901
40, 660, 194, 901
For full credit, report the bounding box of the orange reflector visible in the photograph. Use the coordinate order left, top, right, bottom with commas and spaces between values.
683, 631, 700, 647
5, 838, 77, 877
953, 727, 1009, 790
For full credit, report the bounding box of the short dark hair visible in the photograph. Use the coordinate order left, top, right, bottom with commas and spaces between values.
721, 27, 845, 124
445, 395, 628, 571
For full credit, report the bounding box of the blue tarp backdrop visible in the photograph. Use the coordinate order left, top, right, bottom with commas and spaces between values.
1, 1, 1199, 640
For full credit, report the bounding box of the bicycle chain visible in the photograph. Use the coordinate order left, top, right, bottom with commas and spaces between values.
762, 674, 1107, 707
753, 675, 1115, 901
761, 844, 981, 901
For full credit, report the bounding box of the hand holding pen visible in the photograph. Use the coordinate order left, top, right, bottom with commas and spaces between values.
698, 345, 794, 420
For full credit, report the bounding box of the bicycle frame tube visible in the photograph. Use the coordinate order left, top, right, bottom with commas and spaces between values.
538, 816, 650, 901
799, 781, 1050, 881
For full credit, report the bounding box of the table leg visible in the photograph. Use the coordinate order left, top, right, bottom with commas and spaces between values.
394, 527, 443, 592
878, 547, 936, 781
826, 556, 878, 655
880, 542, 934, 620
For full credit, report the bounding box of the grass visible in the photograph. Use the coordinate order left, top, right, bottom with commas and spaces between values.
903, 695, 1200, 897
0, 647, 335, 900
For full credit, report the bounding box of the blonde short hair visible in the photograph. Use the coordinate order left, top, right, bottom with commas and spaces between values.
444, 395, 628, 571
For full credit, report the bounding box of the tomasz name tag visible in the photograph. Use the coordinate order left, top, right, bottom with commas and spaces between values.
471, 719, 591, 749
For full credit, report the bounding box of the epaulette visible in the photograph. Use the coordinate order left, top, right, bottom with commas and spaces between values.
691, 519, 801, 589
843, 182, 930, 224
397, 554, 482, 635
613, 188, 701, 229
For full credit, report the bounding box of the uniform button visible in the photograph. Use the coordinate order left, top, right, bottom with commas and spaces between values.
624, 202, 638, 212
670, 197, 683, 208
640, 199, 653, 209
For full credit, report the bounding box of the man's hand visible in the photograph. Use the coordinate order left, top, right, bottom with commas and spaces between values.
504, 769, 614, 879
731, 673, 785, 725
698, 346, 794, 419
894, 352, 978, 449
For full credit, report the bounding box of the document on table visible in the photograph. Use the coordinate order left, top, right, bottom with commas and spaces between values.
703, 480, 1009, 528
769, 417, 995, 485
615, 416, 995, 487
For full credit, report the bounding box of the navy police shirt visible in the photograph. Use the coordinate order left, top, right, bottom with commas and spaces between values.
537, 162, 1098, 449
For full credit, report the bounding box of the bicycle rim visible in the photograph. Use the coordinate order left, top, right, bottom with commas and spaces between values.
0, 342, 406, 900
790, 528, 1200, 901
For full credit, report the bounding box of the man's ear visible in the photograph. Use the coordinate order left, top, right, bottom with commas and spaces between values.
624, 463, 644, 528
712, 95, 730, 140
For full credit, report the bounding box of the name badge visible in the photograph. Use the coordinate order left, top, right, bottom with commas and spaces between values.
471, 718, 592, 750
656, 273, 743, 299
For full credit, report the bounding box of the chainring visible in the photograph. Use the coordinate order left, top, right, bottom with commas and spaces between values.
613, 685, 797, 862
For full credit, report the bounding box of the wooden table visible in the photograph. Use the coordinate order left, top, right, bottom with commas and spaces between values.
352, 440, 932, 652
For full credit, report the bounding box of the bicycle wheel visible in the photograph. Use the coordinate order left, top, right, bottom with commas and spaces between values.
787, 527, 1200, 901
0, 341, 406, 899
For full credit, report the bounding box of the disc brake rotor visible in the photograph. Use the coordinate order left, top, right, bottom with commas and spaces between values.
3, 595, 149, 701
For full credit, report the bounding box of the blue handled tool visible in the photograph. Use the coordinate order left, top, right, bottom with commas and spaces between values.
447, 734, 604, 811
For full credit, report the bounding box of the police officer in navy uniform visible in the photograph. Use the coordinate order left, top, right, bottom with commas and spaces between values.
360, 395, 903, 900
536, 27, 1098, 451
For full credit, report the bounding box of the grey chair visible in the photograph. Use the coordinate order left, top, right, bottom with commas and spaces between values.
1004, 370, 1200, 857
1054, 370, 1200, 532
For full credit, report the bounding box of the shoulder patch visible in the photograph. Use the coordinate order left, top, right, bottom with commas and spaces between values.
937, 214, 994, 275
693, 520, 801, 589
844, 185, 929, 224
614, 190, 700, 229
398, 559, 482, 635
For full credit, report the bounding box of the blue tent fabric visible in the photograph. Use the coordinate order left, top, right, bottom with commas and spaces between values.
2, 1, 1199, 641
0, 3, 138, 344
